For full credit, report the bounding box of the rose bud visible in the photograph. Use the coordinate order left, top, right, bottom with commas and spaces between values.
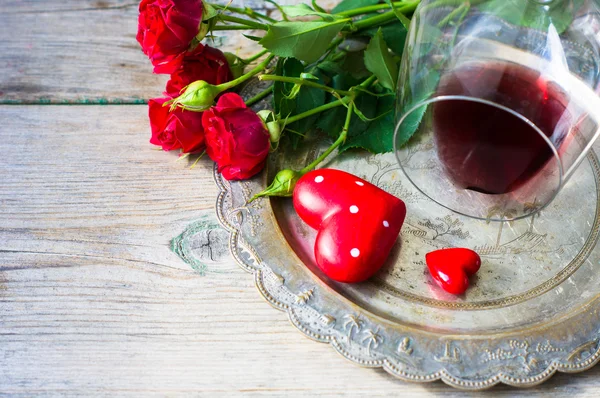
223, 52, 246, 80
136, 0, 204, 74
202, 93, 270, 180
149, 98, 205, 153
166, 45, 234, 98
197, 3, 218, 42
168, 80, 223, 112
251, 169, 303, 202
257, 110, 282, 149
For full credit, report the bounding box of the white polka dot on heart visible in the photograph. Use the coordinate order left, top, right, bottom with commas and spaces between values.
351, 248, 360, 258
383, 220, 390, 227
355, 181, 364, 186
315, 176, 324, 183
350, 205, 359, 214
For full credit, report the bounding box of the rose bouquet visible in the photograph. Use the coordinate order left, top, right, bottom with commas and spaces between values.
137, 0, 425, 198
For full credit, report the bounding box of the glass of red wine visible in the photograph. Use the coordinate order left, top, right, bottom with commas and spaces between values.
394, 0, 600, 221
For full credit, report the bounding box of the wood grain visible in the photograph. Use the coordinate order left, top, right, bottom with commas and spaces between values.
0, 0, 162, 104
0, 0, 338, 104
1, 106, 600, 396
2, 0, 600, 395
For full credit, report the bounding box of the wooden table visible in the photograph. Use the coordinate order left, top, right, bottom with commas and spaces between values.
1, 1, 599, 396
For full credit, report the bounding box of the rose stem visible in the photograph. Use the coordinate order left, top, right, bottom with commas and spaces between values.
286, 97, 351, 125
420, 0, 483, 14
312, 0, 327, 13
351, 1, 421, 31
212, 4, 276, 23
218, 15, 268, 31
217, 54, 276, 91
245, 86, 273, 107
336, 0, 420, 17
285, 75, 377, 125
242, 49, 269, 64
304, 36, 345, 72
351, 11, 397, 31
299, 102, 355, 174
189, 151, 207, 170
176, 153, 190, 162
212, 25, 253, 31
265, 0, 289, 21
259, 75, 352, 97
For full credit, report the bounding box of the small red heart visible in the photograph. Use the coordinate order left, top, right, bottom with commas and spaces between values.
426, 248, 481, 295
293, 169, 406, 283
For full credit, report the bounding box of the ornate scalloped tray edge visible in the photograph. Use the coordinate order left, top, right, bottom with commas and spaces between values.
213, 164, 600, 390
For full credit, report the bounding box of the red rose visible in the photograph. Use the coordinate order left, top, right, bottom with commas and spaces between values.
166, 45, 233, 97
137, 0, 203, 74
149, 98, 205, 153
202, 93, 270, 180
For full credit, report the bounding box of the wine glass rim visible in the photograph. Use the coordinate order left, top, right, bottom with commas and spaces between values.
393, 94, 564, 222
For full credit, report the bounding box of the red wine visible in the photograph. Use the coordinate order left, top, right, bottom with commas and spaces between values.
433, 61, 571, 195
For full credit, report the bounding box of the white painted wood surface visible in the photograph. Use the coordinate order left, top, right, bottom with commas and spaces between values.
1, 0, 600, 396
0, 0, 164, 103
0, 0, 335, 104
4, 106, 600, 396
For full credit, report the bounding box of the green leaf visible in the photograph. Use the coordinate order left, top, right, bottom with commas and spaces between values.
265, 0, 289, 20
280, 72, 321, 101
284, 84, 303, 100
273, 58, 304, 119
364, 28, 399, 91
312, 0, 327, 13
316, 106, 345, 139
202, 3, 218, 21
273, 58, 304, 118
272, 58, 326, 149
316, 75, 376, 141
243, 34, 263, 42
395, 70, 440, 147
353, 86, 395, 98
420, 24, 444, 44
316, 74, 361, 137
352, 105, 370, 123
395, 101, 429, 148
341, 91, 396, 153
332, 0, 379, 13
300, 72, 320, 80
477, 0, 584, 34
317, 60, 345, 77
259, 21, 347, 63
362, 23, 408, 56
282, 4, 342, 21
353, 105, 391, 123
409, 24, 444, 60
417, 69, 441, 94
384, 0, 411, 29
293, 71, 327, 127
341, 50, 371, 79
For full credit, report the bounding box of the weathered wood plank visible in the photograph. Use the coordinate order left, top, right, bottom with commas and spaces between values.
0, 0, 338, 104
1, 105, 600, 395
0, 0, 164, 104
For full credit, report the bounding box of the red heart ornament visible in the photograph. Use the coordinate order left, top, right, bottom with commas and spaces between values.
426, 248, 481, 295
293, 169, 406, 283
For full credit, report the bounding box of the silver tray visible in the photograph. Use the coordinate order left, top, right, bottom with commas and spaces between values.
214, 132, 600, 389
